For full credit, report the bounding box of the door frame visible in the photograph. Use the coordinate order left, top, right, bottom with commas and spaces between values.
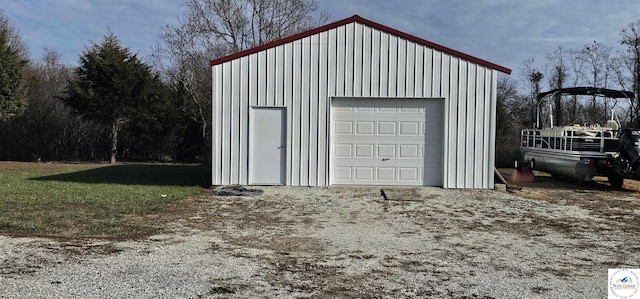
248, 106, 287, 185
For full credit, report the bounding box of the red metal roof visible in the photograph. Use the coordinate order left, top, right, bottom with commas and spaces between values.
209, 15, 511, 74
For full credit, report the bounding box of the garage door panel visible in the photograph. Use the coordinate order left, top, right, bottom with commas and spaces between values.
333, 158, 424, 166
345, 135, 425, 142
377, 122, 397, 134
377, 167, 396, 180
355, 144, 374, 157
331, 98, 443, 186
356, 106, 375, 112
337, 120, 434, 134
355, 122, 375, 135
334, 105, 355, 112
399, 122, 421, 135
399, 168, 419, 181
335, 143, 429, 160
399, 145, 419, 158
334, 121, 353, 134
355, 167, 374, 180
377, 144, 396, 157
333, 144, 352, 157
399, 106, 421, 113
333, 167, 352, 180
331, 166, 427, 185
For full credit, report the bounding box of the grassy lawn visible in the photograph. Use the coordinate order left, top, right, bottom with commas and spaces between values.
0, 162, 210, 239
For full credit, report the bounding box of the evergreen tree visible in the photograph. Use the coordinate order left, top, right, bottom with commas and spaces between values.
0, 23, 28, 122
63, 32, 166, 163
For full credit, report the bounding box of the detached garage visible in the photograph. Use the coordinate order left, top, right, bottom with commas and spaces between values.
211, 15, 511, 189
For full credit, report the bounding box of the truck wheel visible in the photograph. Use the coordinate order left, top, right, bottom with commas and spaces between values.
608, 174, 624, 189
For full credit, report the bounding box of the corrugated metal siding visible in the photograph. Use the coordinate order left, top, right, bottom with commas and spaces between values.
212, 21, 498, 188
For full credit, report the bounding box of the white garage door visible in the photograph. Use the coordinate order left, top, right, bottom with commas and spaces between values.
330, 98, 444, 186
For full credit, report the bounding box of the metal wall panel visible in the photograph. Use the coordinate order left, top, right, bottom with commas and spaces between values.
318, 31, 329, 185
291, 39, 301, 185
230, 59, 241, 183
211, 65, 222, 185
466, 63, 478, 188
212, 21, 499, 188
222, 62, 232, 184
238, 57, 248, 184
300, 36, 311, 186
379, 33, 389, 97
310, 34, 320, 186
362, 26, 372, 98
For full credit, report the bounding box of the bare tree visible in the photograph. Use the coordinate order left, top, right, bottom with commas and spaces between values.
180, 0, 327, 53
577, 41, 616, 123
21, 49, 75, 160
507, 20, 640, 131
495, 76, 522, 166
0, 49, 113, 162
520, 57, 543, 128
566, 48, 585, 123
620, 19, 640, 127
545, 46, 569, 126
152, 0, 330, 159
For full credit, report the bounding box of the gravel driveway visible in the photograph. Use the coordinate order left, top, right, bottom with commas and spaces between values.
1, 183, 639, 298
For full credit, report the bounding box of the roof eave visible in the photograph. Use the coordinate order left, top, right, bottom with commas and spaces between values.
209, 15, 512, 75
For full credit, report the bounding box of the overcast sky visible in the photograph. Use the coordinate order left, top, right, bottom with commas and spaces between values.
3, 0, 640, 81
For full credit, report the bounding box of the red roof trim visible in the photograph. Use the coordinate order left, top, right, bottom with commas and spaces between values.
209, 15, 511, 74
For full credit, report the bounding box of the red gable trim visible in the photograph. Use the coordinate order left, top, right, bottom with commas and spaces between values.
209, 15, 511, 74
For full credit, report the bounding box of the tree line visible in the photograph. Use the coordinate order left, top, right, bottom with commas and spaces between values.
2, 2, 640, 168
0, 0, 326, 163
495, 20, 640, 167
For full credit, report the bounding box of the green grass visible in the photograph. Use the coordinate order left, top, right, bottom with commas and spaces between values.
0, 162, 210, 238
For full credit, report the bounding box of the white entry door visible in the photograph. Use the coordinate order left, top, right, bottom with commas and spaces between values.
331, 98, 444, 186
249, 107, 286, 185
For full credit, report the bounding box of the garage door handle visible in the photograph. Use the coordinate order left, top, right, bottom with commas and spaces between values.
278, 145, 286, 149
382, 158, 389, 161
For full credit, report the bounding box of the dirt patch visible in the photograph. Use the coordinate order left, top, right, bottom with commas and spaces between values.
165, 185, 638, 297
0, 183, 638, 298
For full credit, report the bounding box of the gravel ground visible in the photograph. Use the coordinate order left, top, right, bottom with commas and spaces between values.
0, 182, 639, 298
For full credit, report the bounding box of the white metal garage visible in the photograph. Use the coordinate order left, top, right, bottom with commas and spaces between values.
210, 15, 511, 189
331, 98, 444, 185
